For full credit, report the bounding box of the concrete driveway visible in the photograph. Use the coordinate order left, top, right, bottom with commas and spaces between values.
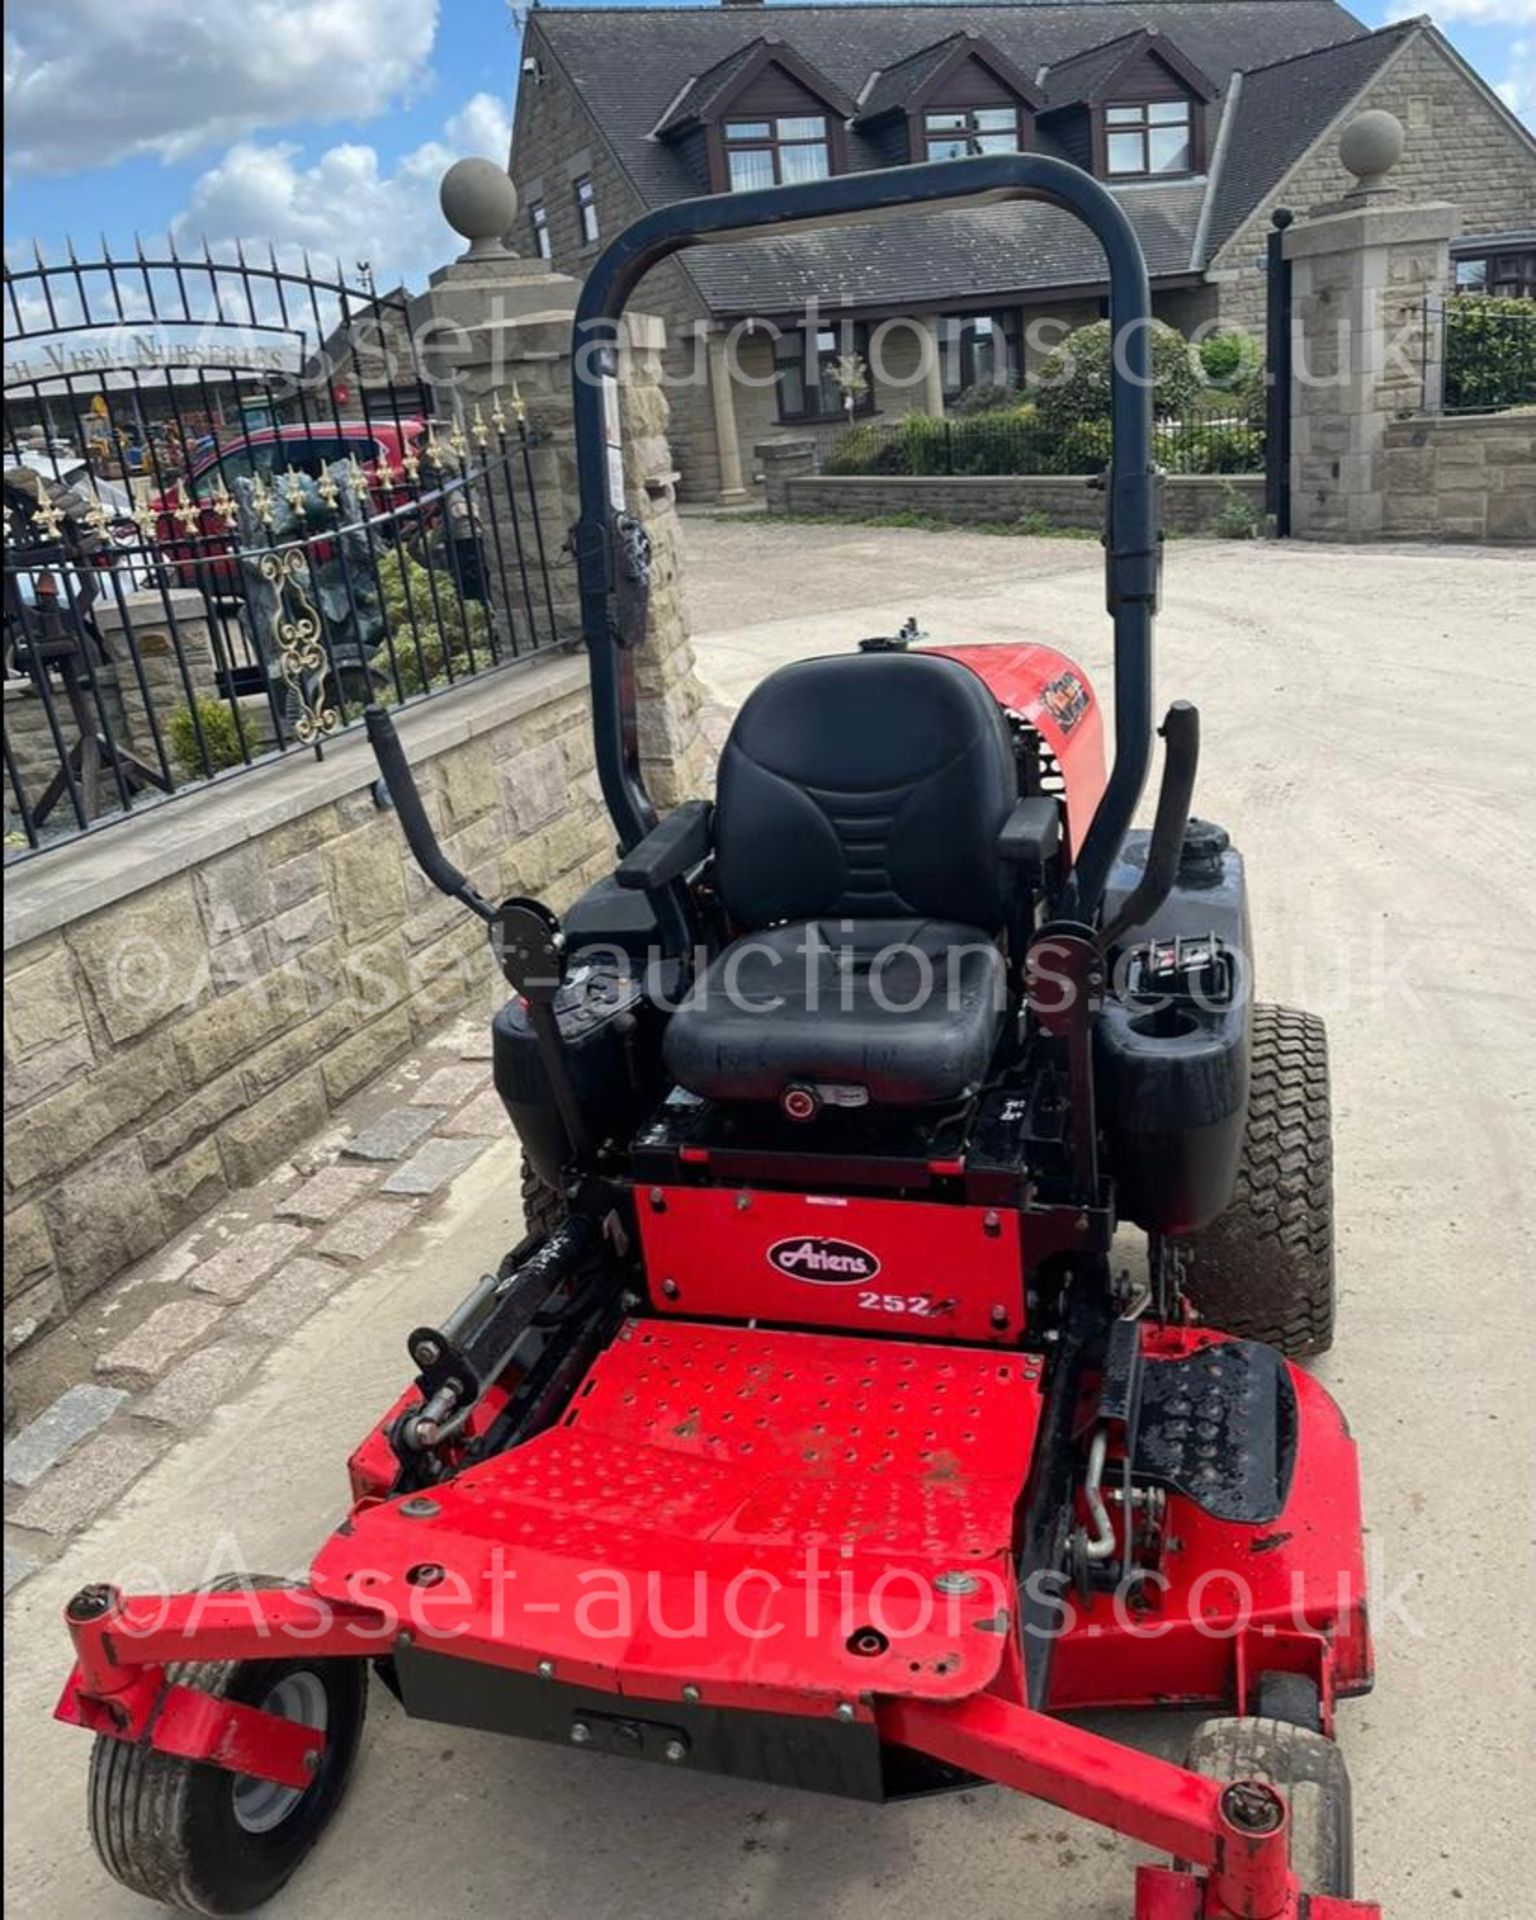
6, 522, 1534, 1919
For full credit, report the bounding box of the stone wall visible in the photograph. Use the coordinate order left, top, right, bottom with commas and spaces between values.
1382, 412, 1536, 542
760, 454, 1263, 536
1213, 29, 1536, 333
2, 658, 610, 1357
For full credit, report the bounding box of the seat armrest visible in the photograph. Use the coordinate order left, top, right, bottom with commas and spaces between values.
615, 799, 713, 891
999, 795, 1061, 868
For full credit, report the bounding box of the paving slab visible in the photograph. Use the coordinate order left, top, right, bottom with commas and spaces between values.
4, 1385, 130, 1490
234, 1256, 353, 1340
3, 1546, 35, 1596
132, 1340, 267, 1430
343, 1106, 445, 1163
274, 1165, 381, 1225
94, 1300, 227, 1387
189, 1220, 312, 1302
439, 1088, 511, 1139
9, 1425, 168, 1537
410, 1062, 491, 1109
382, 1136, 494, 1197
316, 1198, 420, 1265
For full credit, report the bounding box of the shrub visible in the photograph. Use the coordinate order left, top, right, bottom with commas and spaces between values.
370, 546, 491, 697
1032, 319, 1203, 430
166, 695, 246, 780
1042, 418, 1113, 473
1197, 329, 1263, 390
1160, 423, 1265, 474
947, 411, 1036, 475
950, 378, 1025, 416
1444, 294, 1536, 412
1212, 486, 1262, 540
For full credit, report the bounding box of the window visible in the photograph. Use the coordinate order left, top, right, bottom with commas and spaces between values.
724, 115, 830, 190
772, 322, 872, 423
1454, 249, 1536, 299
1104, 100, 1193, 177
190, 448, 257, 499
940, 312, 1021, 400
574, 176, 599, 246
530, 202, 551, 260
924, 106, 1023, 163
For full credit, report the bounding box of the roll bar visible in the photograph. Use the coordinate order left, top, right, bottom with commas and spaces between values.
571, 154, 1160, 926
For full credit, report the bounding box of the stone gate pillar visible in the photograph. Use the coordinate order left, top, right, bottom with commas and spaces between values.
406, 160, 711, 803
1284, 112, 1460, 541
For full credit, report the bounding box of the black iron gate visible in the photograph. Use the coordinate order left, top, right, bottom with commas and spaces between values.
4, 240, 561, 859
1263, 209, 1294, 539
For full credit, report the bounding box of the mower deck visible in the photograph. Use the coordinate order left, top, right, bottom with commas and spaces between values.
314, 1320, 1042, 1709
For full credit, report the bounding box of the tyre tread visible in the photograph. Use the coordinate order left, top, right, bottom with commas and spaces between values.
1155, 1004, 1336, 1357
1185, 1714, 1353, 1897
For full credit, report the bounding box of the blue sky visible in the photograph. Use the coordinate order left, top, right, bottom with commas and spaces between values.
5, 1, 1532, 292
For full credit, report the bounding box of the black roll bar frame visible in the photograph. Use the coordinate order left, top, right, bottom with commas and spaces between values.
571, 154, 1160, 930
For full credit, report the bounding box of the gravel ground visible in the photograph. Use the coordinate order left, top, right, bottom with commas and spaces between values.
5, 519, 1533, 1920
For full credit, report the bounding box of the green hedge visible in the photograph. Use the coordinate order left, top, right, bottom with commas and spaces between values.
1444, 294, 1536, 413
822, 408, 1263, 478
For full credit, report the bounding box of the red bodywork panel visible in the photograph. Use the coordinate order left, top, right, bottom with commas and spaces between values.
637, 1186, 1024, 1345
929, 642, 1107, 858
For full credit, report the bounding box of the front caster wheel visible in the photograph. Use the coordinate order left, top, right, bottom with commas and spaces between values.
1184, 1713, 1353, 1897
88, 1579, 367, 1915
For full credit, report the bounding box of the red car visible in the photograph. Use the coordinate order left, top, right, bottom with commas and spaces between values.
150, 418, 431, 592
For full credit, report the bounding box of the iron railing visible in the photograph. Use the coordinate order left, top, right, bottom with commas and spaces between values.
4, 240, 564, 860
1431, 294, 1536, 414
821, 403, 1264, 479
3, 427, 562, 859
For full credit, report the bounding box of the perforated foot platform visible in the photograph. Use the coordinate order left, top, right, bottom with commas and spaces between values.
314, 1321, 1044, 1707
1132, 1339, 1298, 1523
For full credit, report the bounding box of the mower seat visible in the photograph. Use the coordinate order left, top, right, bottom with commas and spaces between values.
664, 651, 1017, 1108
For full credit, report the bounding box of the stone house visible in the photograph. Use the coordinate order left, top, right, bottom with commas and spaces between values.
509, 1, 1536, 501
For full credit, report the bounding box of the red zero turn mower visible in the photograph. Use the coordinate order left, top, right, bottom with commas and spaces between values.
56, 158, 1378, 1919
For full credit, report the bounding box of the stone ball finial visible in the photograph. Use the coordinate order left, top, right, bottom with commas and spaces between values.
440, 157, 519, 260
1338, 110, 1404, 193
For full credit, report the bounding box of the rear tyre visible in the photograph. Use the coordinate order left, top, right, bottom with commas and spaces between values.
87, 1576, 367, 1916
520, 1152, 566, 1240
1151, 1003, 1335, 1357
1184, 1714, 1353, 1897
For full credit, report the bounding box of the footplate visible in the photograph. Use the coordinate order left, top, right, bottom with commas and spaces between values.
1132, 1340, 1297, 1523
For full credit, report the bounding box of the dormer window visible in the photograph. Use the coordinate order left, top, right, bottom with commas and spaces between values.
653, 37, 854, 194
725, 114, 831, 189
1104, 100, 1193, 177
923, 106, 1024, 162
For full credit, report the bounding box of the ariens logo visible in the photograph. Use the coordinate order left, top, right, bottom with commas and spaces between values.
767, 1237, 881, 1285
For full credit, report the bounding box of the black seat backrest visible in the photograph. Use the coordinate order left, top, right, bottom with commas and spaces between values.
713, 651, 1017, 929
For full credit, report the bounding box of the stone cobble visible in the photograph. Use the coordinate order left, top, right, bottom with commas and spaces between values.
3, 1026, 502, 1588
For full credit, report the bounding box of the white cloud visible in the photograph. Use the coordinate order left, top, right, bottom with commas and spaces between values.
1492, 34, 1535, 116
169, 89, 516, 288
445, 91, 513, 166
5, 0, 439, 175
